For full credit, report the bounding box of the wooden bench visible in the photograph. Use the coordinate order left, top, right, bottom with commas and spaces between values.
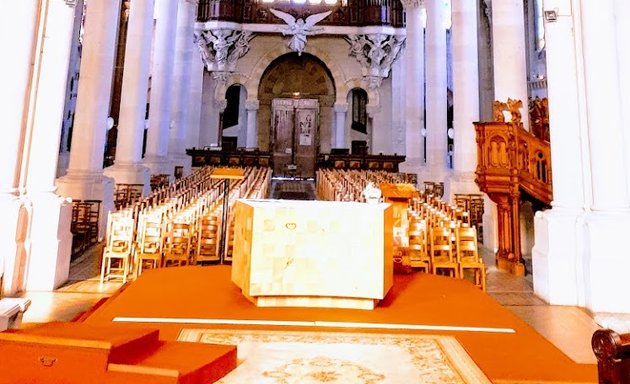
592, 329, 630, 384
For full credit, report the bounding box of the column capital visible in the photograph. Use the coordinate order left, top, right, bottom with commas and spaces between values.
400, 0, 424, 9
195, 29, 255, 72
346, 34, 406, 83
245, 100, 260, 110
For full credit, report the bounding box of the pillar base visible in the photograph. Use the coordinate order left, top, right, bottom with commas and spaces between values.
55, 170, 114, 239
0, 195, 25, 296
532, 207, 585, 306
103, 162, 151, 196
170, 153, 192, 178
583, 211, 630, 313
447, 171, 480, 202
143, 155, 173, 178
25, 193, 73, 291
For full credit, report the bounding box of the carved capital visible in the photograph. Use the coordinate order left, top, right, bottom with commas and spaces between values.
346, 34, 405, 86
245, 100, 260, 110
400, 0, 424, 9
195, 29, 255, 72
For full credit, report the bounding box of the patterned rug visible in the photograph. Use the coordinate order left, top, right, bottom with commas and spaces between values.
177, 329, 492, 384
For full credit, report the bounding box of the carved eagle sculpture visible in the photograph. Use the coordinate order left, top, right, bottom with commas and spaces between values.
269, 8, 332, 56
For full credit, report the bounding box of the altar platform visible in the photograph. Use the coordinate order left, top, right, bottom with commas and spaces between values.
77, 266, 597, 383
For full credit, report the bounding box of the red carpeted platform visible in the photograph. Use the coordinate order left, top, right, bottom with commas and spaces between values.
80, 265, 597, 383
0, 322, 236, 383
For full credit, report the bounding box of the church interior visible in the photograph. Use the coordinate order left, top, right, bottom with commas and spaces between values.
2, 0, 630, 382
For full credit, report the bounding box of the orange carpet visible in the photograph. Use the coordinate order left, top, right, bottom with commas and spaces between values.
81, 265, 597, 383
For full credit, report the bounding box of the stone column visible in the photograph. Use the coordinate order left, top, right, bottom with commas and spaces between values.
424, 0, 449, 180
0, 1, 39, 295
144, 0, 179, 175
168, 0, 196, 177
245, 100, 260, 149
24, 0, 79, 291
187, 48, 205, 150
399, 0, 425, 172
56, 0, 122, 237
448, 0, 481, 196
532, 0, 589, 306
579, 0, 630, 313
104, 0, 154, 195
491, 0, 529, 129
334, 104, 348, 149
57, 0, 85, 178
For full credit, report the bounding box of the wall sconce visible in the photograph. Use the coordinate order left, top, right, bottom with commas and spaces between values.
544, 9, 558, 22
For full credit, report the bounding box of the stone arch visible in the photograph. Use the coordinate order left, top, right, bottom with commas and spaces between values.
242, 44, 378, 108
342, 78, 380, 114
214, 73, 252, 110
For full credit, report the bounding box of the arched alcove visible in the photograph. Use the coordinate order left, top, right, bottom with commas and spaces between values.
257, 52, 336, 177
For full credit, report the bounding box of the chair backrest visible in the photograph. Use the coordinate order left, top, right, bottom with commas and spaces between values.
429, 226, 453, 261
138, 214, 164, 254
105, 214, 134, 252
455, 226, 479, 262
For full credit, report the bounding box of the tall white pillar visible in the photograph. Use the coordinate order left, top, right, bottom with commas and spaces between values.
532, 0, 589, 306
492, 0, 529, 129
580, 0, 630, 313
24, 0, 78, 291
399, 0, 425, 172
104, 0, 154, 195
187, 50, 205, 150
56, 0, 122, 238
448, 0, 480, 196
57, 0, 85, 178
168, 0, 195, 177
425, 0, 449, 180
334, 104, 348, 149
246, 100, 260, 149
0, 1, 39, 295
144, 0, 179, 175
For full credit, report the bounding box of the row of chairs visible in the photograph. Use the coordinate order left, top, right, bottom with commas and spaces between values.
100, 166, 272, 284
316, 169, 417, 202
406, 210, 486, 291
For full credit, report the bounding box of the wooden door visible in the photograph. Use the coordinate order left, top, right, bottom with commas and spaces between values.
271, 98, 319, 178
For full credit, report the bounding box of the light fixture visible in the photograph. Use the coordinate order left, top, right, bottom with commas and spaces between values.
543, 9, 558, 22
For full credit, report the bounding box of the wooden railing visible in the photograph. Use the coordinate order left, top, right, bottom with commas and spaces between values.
474, 98, 552, 275
592, 329, 630, 384
197, 0, 405, 27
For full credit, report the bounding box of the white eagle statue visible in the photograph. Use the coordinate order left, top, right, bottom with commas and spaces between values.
269, 8, 332, 56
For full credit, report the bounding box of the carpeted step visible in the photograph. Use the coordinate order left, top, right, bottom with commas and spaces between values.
107, 340, 237, 384
0, 322, 236, 384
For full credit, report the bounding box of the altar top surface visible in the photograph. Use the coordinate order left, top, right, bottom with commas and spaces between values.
238, 199, 391, 209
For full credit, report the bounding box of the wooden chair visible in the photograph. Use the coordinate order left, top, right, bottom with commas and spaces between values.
100, 213, 135, 284
455, 226, 486, 291
135, 214, 165, 276
194, 214, 220, 264
162, 222, 193, 267
429, 226, 458, 278
408, 222, 430, 272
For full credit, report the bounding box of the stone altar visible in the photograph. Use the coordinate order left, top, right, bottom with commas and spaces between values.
231, 199, 393, 309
